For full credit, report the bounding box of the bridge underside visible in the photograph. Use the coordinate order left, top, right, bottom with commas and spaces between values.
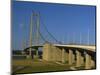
24, 43, 96, 70
42, 43, 96, 69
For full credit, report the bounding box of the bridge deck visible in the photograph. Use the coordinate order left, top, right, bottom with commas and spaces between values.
27, 44, 96, 52
54, 44, 96, 52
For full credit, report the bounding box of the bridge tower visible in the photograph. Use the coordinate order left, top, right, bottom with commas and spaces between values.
29, 12, 40, 59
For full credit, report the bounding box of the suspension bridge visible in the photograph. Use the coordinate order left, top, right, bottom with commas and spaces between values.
23, 11, 96, 70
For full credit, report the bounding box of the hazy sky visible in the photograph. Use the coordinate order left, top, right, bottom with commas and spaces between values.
12, 1, 96, 50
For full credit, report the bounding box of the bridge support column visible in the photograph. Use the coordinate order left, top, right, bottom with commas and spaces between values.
76, 50, 82, 67
36, 49, 38, 58
56, 47, 62, 61
81, 56, 84, 65
43, 43, 62, 61
62, 48, 66, 63
65, 50, 69, 63
26, 48, 33, 59
72, 53, 75, 64
90, 58, 95, 68
43, 43, 51, 61
85, 52, 91, 69
68, 49, 73, 65
51, 46, 57, 61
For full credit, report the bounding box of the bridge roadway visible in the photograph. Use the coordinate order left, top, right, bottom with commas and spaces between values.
54, 44, 95, 52
25, 44, 96, 52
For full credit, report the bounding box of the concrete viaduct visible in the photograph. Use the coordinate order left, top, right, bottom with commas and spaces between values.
25, 43, 96, 70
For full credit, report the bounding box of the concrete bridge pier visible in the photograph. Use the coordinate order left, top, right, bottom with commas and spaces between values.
68, 49, 74, 65
51, 45, 58, 61
76, 50, 82, 67
85, 52, 91, 69
43, 43, 62, 61
90, 59, 95, 68
81, 55, 84, 65
72, 51, 75, 64
43, 43, 51, 61
56, 47, 62, 61
65, 50, 69, 63
35, 48, 39, 59
62, 48, 66, 63
26, 48, 33, 59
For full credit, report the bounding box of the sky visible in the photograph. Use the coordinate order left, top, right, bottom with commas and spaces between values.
12, 1, 96, 50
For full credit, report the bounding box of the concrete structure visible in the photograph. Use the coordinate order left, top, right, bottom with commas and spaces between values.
43, 43, 62, 61
76, 50, 82, 67
68, 49, 73, 65
85, 52, 92, 69
91, 59, 95, 68
62, 48, 66, 63
25, 43, 96, 69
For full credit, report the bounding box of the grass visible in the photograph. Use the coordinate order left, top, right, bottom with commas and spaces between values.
12, 58, 95, 74
12, 59, 72, 74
